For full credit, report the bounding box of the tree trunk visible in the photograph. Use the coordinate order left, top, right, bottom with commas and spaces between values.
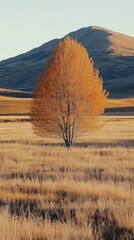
65, 139, 73, 148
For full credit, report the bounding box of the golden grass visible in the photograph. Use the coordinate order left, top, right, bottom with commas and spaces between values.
0, 95, 134, 116
106, 98, 134, 108
0, 117, 133, 239
0, 97, 31, 115
0, 208, 93, 240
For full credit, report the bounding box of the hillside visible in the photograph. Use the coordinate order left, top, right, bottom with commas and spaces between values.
0, 26, 134, 98
0, 88, 32, 98
0, 94, 133, 119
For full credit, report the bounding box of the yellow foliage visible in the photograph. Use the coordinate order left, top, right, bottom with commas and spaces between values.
31, 37, 108, 147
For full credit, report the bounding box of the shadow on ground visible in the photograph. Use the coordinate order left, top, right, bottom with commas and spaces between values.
1, 139, 133, 148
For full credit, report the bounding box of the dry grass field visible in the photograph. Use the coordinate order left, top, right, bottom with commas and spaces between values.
0, 116, 133, 239
0, 94, 134, 116
0, 96, 31, 115
106, 98, 134, 108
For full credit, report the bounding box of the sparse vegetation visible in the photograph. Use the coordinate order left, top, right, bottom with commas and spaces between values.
0, 117, 133, 239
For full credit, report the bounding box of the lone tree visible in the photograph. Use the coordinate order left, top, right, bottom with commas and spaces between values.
31, 37, 108, 148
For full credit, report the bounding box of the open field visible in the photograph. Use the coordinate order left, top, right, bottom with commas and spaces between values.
0, 93, 134, 117
0, 96, 31, 116
107, 98, 134, 108
0, 117, 134, 239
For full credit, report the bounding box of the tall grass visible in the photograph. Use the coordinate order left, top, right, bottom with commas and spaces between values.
0, 117, 133, 239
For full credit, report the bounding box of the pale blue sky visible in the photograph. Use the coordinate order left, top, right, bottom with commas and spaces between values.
0, 0, 134, 61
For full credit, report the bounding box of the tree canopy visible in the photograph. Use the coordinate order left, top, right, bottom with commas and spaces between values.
31, 37, 108, 147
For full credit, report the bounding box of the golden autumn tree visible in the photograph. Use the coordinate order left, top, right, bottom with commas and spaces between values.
31, 37, 108, 148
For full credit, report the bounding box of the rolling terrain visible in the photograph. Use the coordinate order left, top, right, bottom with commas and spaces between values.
0, 26, 134, 98
0, 27, 134, 239
0, 25, 134, 239
0, 92, 134, 121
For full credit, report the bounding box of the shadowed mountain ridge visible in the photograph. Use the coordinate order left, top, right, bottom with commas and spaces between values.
0, 26, 134, 98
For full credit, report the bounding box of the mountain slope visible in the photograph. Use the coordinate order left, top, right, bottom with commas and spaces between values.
0, 26, 134, 98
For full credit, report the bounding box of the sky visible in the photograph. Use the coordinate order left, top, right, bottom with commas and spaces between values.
0, 0, 134, 61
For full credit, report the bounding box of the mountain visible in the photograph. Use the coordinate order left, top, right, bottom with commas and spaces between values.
0, 88, 32, 98
0, 26, 134, 98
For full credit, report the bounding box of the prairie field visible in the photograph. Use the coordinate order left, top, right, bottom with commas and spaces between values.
0, 116, 134, 239
0, 96, 31, 115
0, 95, 134, 116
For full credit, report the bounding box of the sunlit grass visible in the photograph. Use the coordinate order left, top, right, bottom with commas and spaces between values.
0, 95, 134, 116
0, 117, 133, 239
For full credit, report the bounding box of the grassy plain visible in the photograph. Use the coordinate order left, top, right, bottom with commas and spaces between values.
0, 96, 31, 115
0, 115, 133, 239
0, 95, 134, 116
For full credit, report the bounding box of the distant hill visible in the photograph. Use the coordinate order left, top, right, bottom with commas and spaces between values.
0, 26, 134, 98
0, 88, 32, 98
